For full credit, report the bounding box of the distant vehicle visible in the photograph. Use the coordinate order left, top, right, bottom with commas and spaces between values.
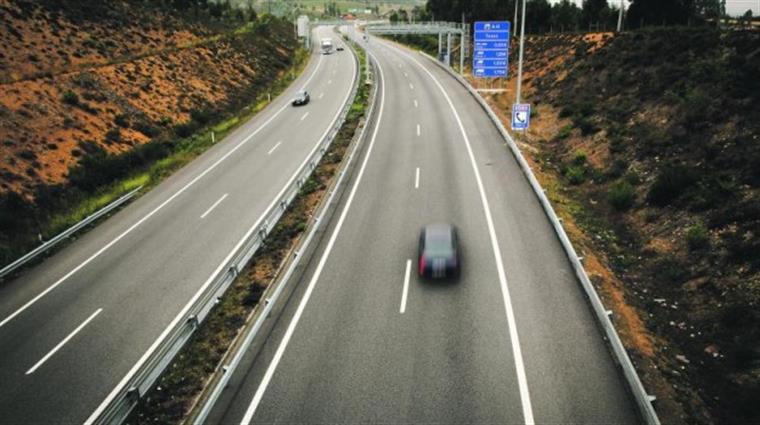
321, 38, 333, 54
418, 224, 460, 279
292, 90, 310, 106
336, 45, 344, 51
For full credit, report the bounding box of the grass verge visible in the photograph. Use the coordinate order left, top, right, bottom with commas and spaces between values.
130, 40, 370, 424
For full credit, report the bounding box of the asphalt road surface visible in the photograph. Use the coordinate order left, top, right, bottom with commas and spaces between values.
210, 27, 640, 424
0, 27, 356, 425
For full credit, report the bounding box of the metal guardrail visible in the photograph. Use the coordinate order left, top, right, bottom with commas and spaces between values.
189, 34, 376, 425
85, 38, 361, 425
0, 185, 143, 281
418, 50, 660, 425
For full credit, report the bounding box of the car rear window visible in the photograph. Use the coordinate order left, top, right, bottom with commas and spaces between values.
425, 229, 453, 257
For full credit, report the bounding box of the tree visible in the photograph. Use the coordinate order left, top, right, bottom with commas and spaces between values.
582, 0, 609, 28
389, 10, 400, 23
398, 9, 409, 22
550, 0, 582, 31
526, 0, 552, 33
626, 0, 690, 28
741, 9, 753, 28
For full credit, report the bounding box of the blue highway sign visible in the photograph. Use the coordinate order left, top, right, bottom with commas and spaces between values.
511, 103, 531, 131
473, 21, 510, 79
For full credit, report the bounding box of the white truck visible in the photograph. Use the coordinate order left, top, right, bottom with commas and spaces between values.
320, 38, 333, 54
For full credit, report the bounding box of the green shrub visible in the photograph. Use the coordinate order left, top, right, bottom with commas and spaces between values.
565, 166, 586, 185
647, 164, 698, 206
105, 128, 121, 143
174, 122, 196, 138
685, 223, 709, 250
572, 150, 587, 166
555, 125, 573, 140
62, 90, 79, 105
608, 180, 636, 211
575, 116, 597, 135
114, 113, 129, 128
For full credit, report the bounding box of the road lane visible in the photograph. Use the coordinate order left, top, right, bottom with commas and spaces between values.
209, 28, 640, 425
379, 38, 639, 423
0, 26, 356, 425
214, 31, 526, 424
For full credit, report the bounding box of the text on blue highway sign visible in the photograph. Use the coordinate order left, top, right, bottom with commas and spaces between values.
474, 22, 510, 31
473, 21, 510, 79
474, 50, 508, 59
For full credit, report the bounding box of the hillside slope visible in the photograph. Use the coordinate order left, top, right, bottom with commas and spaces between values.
0, 0, 299, 265
485, 28, 760, 424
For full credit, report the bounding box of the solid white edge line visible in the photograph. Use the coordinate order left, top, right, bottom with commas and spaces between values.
267, 141, 282, 155
200, 193, 229, 219
84, 30, 357, 425
26, 308, 103, 375
0, 53, 329, 331
400, 259, 411, 314
384, 40, 536, 425
415, 167, 420, 189
239, 49, 386, 425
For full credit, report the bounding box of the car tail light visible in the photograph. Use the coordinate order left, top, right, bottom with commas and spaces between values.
419, 255, 427, 276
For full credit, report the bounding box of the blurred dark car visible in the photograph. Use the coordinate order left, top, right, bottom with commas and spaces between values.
418, 224, 460, 279
336, 45, 345, 51
292, 90, 310, 106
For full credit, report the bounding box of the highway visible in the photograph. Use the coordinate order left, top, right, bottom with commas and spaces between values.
208, 28, 640, 424
0, 27, 356, 424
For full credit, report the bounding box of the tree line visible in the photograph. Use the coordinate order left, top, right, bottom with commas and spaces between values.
391, 0, 737, 33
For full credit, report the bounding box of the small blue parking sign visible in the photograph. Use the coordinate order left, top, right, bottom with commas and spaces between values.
512, 103, 530, 131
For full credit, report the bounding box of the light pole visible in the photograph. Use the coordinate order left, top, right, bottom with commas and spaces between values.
513, 0, 519, 37
515, 0, 527, 104
617, 0, 625, 32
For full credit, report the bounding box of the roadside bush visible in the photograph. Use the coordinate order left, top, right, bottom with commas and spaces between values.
133, 121, 159, 138
114, 113, 129, 128
574, 115, 597, 135
555, 124, 573, 140
68, 141, 169, 193
647, 164, 698, 206
685, 222, 710, 250
608, 180, 636, 211
565, 165, 586, 185
174, 122, 196, 138
62, 90, 79, 105
572, 150, 587, 166
105, 128, 121, 143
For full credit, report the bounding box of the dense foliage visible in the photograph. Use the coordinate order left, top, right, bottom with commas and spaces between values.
417, 0, 729, 33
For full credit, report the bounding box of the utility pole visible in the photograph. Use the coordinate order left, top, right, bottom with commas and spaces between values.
513, 0, 519, 36
461, 12, 465, 74
515, 0, 527, 104
617, 0, 625, 32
